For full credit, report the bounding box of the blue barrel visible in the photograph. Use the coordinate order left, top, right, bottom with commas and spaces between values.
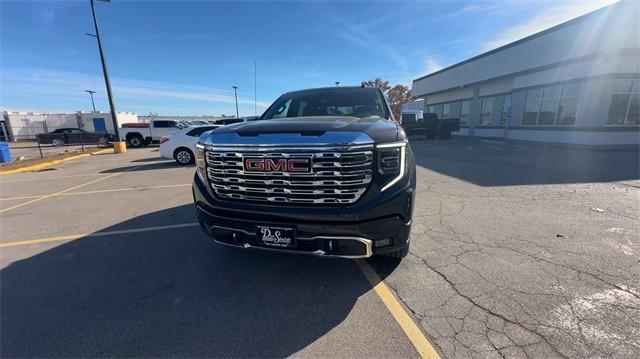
0, 142, 12, 163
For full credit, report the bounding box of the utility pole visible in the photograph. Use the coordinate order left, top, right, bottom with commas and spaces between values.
254, 61, 257, 116
232, 86, 239, 119
88, 0, 125, 152
85, 90, 97, 112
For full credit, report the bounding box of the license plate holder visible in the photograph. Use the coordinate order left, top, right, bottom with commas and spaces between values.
256, 225, 297, 248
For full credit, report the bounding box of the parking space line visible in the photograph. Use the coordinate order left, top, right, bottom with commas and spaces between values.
0, 173, 106, 183
0, 222, 199, 248
356, 260, 440, 359
0, 165, 142, 214
0, 184, 191, 201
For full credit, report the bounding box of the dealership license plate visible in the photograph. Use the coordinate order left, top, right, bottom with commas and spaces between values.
256, 225, 297, 248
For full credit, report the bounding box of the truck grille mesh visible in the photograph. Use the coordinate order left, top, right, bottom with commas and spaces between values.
205, 148, 373, 205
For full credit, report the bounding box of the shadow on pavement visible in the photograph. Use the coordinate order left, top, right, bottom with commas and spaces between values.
131, 157, 173, 163
1, 204, 398, 357
412, 138, 640, 186
99, 161, 186, 173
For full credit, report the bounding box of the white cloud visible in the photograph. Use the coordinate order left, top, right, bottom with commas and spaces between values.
422, 57, 444, 76
1, 67, 271, 114
482, 0, 619, 51
329, 15, 408, 71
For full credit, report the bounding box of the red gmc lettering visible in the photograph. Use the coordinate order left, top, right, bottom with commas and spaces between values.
264, 159, 287, 171
244, 158, 265, 171
244, 158, 310, 173
287, 159, 310, 172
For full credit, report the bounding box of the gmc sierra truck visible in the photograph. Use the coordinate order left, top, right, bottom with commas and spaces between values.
192, 86, 416, 259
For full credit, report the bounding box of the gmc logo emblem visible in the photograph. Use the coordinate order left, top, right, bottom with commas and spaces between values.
244, 157, 312, 173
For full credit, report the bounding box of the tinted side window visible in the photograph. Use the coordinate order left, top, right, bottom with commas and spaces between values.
401, 114, 417, 124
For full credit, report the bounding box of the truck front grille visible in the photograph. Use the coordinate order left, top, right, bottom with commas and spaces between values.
205, 148, 373, 205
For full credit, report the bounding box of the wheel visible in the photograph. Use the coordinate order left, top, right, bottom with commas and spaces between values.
128, 135, 143, 148
51, 138, 63, 147
174, 148, 195, 165
381, 242, 410, 259
98, 136, 109, 146
144, 138, 153, 145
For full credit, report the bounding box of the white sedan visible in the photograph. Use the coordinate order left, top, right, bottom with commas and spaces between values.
159, 125, 219, 165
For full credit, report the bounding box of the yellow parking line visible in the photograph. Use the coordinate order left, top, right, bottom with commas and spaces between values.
0, 164, 143, 214
0, 173, 106, 183
357, 260, 440, 359
0, 184, 191, 201
0, 222, 199, 248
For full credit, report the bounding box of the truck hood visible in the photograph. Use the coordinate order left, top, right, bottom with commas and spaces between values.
201, 116, 400, 146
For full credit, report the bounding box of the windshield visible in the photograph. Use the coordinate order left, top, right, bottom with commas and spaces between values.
262, 88, 389, 120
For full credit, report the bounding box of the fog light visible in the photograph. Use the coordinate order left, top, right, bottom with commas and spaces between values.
374, 238, 392, 247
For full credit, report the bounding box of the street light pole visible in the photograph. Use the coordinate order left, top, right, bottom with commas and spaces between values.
232, 86, 239, 119
89, 0, 124, 152
85, 90, 97, 112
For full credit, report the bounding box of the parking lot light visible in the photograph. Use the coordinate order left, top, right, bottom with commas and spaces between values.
85, 90, 97, 112
88, 0, 126, 153
232, 86, 239, 119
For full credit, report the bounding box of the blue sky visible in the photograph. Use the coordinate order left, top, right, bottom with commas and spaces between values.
0, 0, 616, 116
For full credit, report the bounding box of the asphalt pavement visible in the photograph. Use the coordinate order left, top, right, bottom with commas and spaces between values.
1, 138, 639, 358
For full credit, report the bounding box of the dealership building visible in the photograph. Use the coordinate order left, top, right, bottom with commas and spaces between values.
411, 1, 639, 145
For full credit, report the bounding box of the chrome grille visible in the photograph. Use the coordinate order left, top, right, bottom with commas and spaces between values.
205, 148, 373, 204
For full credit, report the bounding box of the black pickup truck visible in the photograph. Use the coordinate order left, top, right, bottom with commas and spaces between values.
192, 86, 416, 259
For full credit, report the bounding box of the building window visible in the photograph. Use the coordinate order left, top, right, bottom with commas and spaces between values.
480, 97, 494, 126
607, 79, 639, 125
498, 95, 511, 126
427, 104, 444, 119
522, 83, 581, 126
460, 100, 471, 125
442, 103, 451, 119
557, 83, 581, 125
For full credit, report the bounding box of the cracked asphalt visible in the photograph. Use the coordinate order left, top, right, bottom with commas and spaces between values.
1, 138, 639, 358
374, 138, 640, 358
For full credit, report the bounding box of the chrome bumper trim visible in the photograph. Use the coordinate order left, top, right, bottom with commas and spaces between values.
209, 225, 373, 259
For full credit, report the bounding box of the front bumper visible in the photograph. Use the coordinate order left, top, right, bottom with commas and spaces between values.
193, 173, 413, 258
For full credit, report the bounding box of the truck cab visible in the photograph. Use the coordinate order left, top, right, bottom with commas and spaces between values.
119, 119, 181, 147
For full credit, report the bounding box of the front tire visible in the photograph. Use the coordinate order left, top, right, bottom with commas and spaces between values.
174, 148, 194, 165
98, 136, 109, 146
128, 135, 143, 148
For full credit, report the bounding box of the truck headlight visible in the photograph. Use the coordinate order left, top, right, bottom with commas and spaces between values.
377, 141, 407, 192
195, 143, 206, 181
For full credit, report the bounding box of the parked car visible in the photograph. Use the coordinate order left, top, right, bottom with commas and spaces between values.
400, 110, 460, 139
159, 125, 220, 165
193, 86, 417, 259
118, 119, 182, 147
37, 128, 115, 146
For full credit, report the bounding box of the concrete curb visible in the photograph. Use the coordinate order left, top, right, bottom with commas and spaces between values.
0, 148, 114, 175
